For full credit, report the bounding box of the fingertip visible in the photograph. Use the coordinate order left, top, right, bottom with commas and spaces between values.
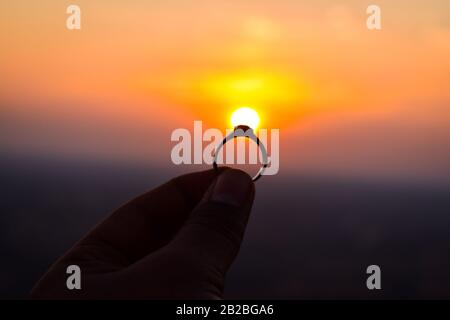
210, 168, 255, 207
168, 168, 226, 207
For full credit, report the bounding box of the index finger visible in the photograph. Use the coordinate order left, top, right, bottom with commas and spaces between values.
72, 168, 228, 265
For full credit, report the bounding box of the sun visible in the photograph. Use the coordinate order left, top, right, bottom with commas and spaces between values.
231, 107, 260, 129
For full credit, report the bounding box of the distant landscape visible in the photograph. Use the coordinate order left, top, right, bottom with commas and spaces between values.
1, 153, 449, 299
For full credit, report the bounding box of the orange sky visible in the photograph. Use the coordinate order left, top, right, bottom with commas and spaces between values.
1, 0, 449, 180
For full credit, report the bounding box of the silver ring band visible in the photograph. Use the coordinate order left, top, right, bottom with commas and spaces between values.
213, 125, 269, 182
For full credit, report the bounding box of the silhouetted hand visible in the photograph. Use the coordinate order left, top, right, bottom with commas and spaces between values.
31, 168, 255, 299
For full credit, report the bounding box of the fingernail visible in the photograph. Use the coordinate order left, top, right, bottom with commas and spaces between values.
211, 169, 253, 207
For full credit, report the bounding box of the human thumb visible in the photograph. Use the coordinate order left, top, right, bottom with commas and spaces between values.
167, 168, 255, 274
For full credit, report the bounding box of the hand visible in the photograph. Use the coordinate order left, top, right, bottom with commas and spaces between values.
30, 168, 255, 299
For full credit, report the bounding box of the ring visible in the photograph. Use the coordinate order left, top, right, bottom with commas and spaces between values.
213, 125, 269, 182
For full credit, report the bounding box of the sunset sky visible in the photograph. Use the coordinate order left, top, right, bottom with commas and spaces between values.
1, 0, 449, 181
